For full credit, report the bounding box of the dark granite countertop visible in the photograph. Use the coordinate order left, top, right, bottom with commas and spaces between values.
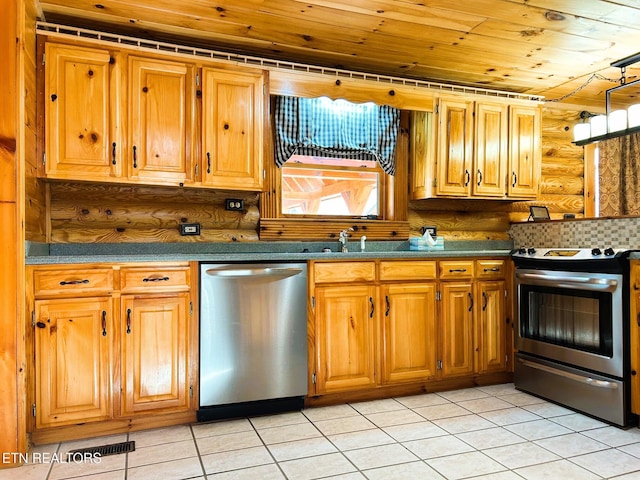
26, 240, 514, 265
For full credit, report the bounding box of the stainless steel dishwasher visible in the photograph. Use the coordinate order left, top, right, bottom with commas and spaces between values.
198, 262, 308, 421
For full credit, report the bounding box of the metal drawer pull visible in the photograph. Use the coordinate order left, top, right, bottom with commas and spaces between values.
59, 279, 90, 286
143, 276, 170, 282
483, 267, 501, 272
519, 359, 619, 390
101, 311, 107, 336
449, 268, 467, 273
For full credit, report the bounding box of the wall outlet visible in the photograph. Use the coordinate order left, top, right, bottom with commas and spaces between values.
225, 199, 244, 211
421, 226, 437, 236
179, 223, 201, 236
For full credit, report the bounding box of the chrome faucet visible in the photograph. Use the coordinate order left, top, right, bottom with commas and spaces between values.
339, 228, 354, 253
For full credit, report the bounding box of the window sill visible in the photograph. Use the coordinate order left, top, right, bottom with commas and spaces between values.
259, 218, 410, 241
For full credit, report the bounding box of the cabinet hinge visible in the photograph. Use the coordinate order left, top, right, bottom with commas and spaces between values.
263, 169, 266, 180
32, 403, 36, 417
504, 289, 508, 298
433, 178, 437, 187
312, 372, 316, 384
195, 163, 199, 177
505, 354, 509, 364
31, 310, 35, 328
42, 152, 46, 166
311, 296, 315, 309
436, 360, 443, 370
195, 73, 200, 87
435, 102, 439, 114
189, 301, 193, 316
436, 291, 441, 301
189, 385, 193, 398
42, 53, 45, 66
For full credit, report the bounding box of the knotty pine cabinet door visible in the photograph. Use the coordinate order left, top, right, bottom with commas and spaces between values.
34, 297, 113, 428
45, 43, 122, 180
475, 280, 507, 374
630, 262, 640, 414
440, 282, 475, 377
201, 67, 265, 190
128, 56, 194, 185
314, 284, 377, 394
473, 102, 508, 197
120, 293, 190, 415
508, 105, 541, 198
380, 283, 438, 384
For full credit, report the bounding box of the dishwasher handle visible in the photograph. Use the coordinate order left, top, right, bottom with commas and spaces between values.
205, 266, 304, 280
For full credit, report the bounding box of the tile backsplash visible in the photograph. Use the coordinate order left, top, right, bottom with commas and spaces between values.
509, 217, 640, 249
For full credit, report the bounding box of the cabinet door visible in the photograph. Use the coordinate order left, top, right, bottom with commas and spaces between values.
201, 67, 265, 190
121, 293, 190, 415
436, 98, 474, 196
476, 280, 507, 373
440, 282, 475, 377
630, 263, 640, 414
381, 283, 438, 383
508, 105, 541, 198
474, 102, 508, 197
34, 297, 113, 428
314, 285, 377, 393
45, 43, 121, 179
129, 57, 194, 184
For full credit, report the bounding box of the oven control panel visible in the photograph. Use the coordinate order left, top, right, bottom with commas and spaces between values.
513, 247, 620, 260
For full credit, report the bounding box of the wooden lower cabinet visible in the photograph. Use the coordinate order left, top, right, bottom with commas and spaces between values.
440, 281, 475, 377
309, 258, 510, 400
381, 282, 438, 383
121, 293, 190, 415
314, 284, 377, 394
28, 262, 196, 443
34, 297, 113, 428
630, 261, 640, 414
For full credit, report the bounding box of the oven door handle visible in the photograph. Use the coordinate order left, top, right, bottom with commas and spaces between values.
515, 272, 619, 291
518, 358, 619, 390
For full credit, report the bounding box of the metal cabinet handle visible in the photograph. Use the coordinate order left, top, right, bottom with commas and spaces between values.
369, 297, 374, 318
512, 171, 517, 187
482, 292, 487, 311
468, 292, 473, 312
126, 308, 132, 334
133, 145, 137, 168
484, 267, 501, 272
142, 276, 169, 282
112, 142, 117, 165
449, 268, 467, 273
477, 169, 482, 186
59, 279, 89, 286
385, 295, 390, 316
464, 169, 470, 186
101, 311, 107, 336
207, 152, 211, 174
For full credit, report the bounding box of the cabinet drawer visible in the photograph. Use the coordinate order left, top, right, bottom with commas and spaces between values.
476, 259, 506, 278
120, 266, 190, 292
439, 260, 475, 279
379, 261, 437, 281
33, 268, 114, 297
313, 262, 376, 284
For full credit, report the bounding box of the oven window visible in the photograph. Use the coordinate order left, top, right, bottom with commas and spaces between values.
520, 285, 613, 357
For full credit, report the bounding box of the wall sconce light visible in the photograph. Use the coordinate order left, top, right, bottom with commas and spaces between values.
573, 53, 640, 146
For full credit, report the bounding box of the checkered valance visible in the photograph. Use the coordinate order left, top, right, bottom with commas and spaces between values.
274, 96, 400, 175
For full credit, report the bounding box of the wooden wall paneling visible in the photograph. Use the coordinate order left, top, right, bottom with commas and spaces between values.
47, 183, 260, 243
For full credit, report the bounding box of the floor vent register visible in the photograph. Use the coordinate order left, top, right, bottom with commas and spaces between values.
69, 440, 135, 457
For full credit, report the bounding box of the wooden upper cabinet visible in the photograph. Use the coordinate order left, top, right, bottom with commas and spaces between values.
435, 97, 474, 196
128, 57, 194, 185
201, 67, 266, 190
474, 102, 508, 197
45, 43, 122, 180
508, 105, 541, 198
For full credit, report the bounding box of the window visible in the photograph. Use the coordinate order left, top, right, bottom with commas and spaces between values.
281, 155, 382, 217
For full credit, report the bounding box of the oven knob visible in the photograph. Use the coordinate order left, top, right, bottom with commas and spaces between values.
518, 247, 526, 254
591, 248, 602, 256
604, 247, 615, 256
527, 248, 536, 255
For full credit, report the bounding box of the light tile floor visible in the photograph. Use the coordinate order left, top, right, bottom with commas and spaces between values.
5, 383, 640, 479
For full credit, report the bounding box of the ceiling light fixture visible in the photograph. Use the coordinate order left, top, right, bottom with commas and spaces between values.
573, 53, 640, 146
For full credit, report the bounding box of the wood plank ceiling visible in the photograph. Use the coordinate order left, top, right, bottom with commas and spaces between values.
37, 0, 640, 111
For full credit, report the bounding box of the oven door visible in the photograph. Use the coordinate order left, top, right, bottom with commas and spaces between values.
515, 268, 624, 378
